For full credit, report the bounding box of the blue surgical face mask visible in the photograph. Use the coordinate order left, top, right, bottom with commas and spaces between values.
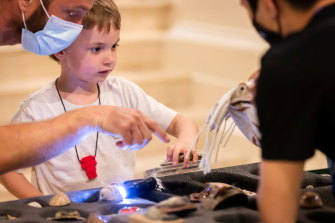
21, 0, 83, 55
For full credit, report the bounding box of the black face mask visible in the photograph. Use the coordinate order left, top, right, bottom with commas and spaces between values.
247, 0, 283, 45
252, 20, 283, 45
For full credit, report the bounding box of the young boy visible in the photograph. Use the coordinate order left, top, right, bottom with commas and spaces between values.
0, 0, 198, 198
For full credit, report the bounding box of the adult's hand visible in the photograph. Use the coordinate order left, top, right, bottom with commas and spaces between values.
92, 106, 170, 150
0, 105, 169, 175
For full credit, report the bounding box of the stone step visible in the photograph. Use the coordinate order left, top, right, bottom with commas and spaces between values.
116, 0, 175, 31
0, 69, 237, 124
0, 20, 267, 81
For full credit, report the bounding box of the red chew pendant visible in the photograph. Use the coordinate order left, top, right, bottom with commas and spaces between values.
80, 155, 97, 179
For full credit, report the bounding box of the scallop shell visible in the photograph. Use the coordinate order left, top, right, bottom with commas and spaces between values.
49, 192, 71, 207
300, 191, 323, 209
145, 206, 165, 220
46, 211, 85, 221
99, 184, 123, 202
86, 213, 107, 223
156, 196, 188, 208
27, 201, 42, 208
0, 215, 16, 220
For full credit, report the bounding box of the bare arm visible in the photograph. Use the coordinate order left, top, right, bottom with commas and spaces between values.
258, 160, 304, 223
0, 171, 42, 198
165, 114, 199, 165
0, 105, 169, 174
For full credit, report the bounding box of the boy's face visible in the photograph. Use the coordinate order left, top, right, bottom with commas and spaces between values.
59, 26, 120, 83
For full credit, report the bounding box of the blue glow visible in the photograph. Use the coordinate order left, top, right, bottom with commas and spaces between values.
118, 185, 127, 199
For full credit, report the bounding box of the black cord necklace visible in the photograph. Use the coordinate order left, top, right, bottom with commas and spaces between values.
55, 78, 101, 180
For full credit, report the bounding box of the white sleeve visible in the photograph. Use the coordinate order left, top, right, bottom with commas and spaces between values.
11, 103, 35, 124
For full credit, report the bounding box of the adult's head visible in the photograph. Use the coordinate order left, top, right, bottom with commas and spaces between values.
241, 0, 332, 44
0, 0, 94, 50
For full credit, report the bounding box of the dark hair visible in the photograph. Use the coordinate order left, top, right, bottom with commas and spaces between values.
50, 0, 121, 62
285, 0, 319, 10
248, 0, 258, 13
247, 0, 319, 12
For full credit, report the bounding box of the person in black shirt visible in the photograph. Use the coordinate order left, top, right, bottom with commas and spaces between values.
241, 0, 335, 222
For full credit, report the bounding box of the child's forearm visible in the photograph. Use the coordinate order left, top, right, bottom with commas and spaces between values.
167, 114, 198, 141
0, 171, 43, 199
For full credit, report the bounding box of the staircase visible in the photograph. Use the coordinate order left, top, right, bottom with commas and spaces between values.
0, 0, 326, 201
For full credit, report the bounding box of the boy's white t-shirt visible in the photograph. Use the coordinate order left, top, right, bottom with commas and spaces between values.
12, 76, 177, 195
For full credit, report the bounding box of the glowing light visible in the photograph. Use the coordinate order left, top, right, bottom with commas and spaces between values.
117, 185, 127, 198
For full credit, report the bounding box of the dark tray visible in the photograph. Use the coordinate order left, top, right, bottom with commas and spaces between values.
0, 163, 333, 223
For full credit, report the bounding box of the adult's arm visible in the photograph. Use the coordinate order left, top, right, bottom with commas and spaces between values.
0, 105, 169, 174
258, 160, 304, 223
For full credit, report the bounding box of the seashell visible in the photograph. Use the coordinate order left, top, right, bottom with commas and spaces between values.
156, 196, 189, 208
155, 196, 197, 218
27, 201, 42, 208
99, 184, 123, 202
300, 191, 323, 209
200, 183, 248, 210
49, 192, 71, 207
47, 211, 85, 221
0, 214, 16, 220
86, 213, 106, 223
131, 209, 181, 223
306, 185, 314, 189
145, 206, 165, 220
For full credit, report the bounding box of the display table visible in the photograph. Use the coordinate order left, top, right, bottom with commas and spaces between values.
0, 163, 333, 223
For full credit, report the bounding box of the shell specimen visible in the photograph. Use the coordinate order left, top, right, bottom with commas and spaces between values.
99, 184, 123, 202
86, 213, 107, 223
193, 182, 249, 210
27, 201, 42, 208
155, 196, 196, 217
46, 211, 85, 221
300, 191, 323, 209
49, 192, 71, 207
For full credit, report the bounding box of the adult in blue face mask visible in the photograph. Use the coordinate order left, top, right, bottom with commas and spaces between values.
0, 0, 93, 48
0, 0, 171, 176
240, 0, 335, 223
21, 0, 84, 55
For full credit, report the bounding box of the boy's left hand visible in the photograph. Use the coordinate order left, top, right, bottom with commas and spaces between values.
166, 140, 198, 167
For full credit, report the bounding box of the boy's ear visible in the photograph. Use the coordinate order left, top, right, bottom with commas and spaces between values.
18, 0, 33, 13
53, 51, 65, 61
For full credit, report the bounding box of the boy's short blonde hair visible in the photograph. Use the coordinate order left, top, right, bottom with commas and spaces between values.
83, 0, 121, 32
51, 0, 121, 61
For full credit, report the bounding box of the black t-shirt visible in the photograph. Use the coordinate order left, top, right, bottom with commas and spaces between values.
256, 4, 335, 161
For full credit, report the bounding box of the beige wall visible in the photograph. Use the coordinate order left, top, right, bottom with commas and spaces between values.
174, 0, 253, 29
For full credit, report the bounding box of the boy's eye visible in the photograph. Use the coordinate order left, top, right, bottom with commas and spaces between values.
91, 47, 102, 53
112, 44, 119, 49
